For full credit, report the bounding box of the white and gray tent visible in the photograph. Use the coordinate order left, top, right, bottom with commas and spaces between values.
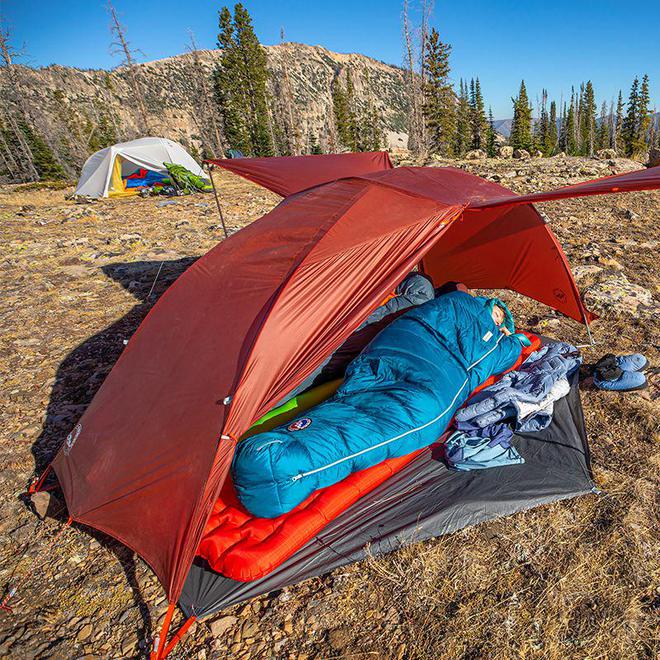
74, 137, 205, 198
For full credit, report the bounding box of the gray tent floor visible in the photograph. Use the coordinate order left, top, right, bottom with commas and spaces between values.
181, 369, 593, 619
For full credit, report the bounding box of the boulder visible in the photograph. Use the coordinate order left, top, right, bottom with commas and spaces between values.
498, 145, 514, 158
648, 147, 660, 168
210, 615, 238, 637
513, 148, 530, 160
465, 149, 486, 160
595, 148, 617, 160
584, 273, 659, 318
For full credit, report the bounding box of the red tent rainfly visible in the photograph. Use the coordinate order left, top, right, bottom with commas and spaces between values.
43, 153, 659, 656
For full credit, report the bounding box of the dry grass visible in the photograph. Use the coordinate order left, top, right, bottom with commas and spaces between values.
0, 159, 658, 658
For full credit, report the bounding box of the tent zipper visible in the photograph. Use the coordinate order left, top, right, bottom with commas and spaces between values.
291, 332, 505, 482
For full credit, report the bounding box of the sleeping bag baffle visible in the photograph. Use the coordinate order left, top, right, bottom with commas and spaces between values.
232, 291, 524, 518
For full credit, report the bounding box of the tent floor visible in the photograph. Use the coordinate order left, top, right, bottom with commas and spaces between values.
180, 369, 593, 619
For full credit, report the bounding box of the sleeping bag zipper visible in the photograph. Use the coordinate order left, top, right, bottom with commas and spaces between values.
291, 333, 505, 482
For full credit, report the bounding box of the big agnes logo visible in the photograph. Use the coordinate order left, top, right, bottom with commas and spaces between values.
63, 423, 83, 456
287, 417, 312, 432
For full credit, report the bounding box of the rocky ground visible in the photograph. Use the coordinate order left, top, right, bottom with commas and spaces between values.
0, 156, 658, 659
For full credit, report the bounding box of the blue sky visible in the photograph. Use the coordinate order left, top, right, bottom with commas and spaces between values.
3, 0, 659, 118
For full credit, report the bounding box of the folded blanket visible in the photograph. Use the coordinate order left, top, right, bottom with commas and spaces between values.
455, 341, 580, 432
232, 291, 524, 518
445, 424, 523, 471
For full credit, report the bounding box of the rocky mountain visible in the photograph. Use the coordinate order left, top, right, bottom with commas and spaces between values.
491, 118, 513, 138
2, 43, 410, 177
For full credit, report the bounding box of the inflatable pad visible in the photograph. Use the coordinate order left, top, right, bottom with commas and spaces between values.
197, 333, 541, 581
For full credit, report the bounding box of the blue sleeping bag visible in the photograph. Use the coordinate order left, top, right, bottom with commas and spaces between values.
232, 291, 523, 518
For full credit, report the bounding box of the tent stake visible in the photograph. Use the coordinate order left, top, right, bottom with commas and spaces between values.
206, 163, 229, 239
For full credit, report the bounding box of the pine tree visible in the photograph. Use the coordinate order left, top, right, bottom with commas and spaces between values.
422, 28, 455, 156
547, 100, 558, 155
563, 92, 578, 155
214, 4, 273, 156
453, 79, 471, 156
331, 74, 351, 149
614, 90, 624, 153
469, 78, 488, 150
345, 72, 360, 150
308, 134, 322, 154
636, 74, 651, 154
558, 101, 567, 153
509, 80, 533, 152
596, 100, 609, 151
332, 70, 361, 151
622, 77, 640, 157
332, 70, 382, 152
17, 120, 65, 179
579, 81, 597, 156
356, 101, 384, 152
486, 107, 497, 157
535, 89, 549, 155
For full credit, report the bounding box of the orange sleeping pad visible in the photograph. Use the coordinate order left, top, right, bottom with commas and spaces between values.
197, 333, 542, 581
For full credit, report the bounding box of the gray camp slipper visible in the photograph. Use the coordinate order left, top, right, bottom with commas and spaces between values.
593, 369, 647, 392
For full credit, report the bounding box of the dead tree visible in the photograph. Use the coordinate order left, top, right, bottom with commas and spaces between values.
0, 120, 18, 176
107, 1, 150, 134
416, 0, 434, 155
0, 19, 39, 180
186, 32, 225, 157
402, 0, 423, 157
277, 28, 302, 155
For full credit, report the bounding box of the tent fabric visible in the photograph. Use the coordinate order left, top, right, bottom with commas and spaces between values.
197, 334, 541, 582
206, 151, 393, 197
52, 176, 463, 600
50, 153, 660, 605
107, 154, 140, 198
469, 164, 660, 209
74, 137, 204, 198
180, 365, 593, 619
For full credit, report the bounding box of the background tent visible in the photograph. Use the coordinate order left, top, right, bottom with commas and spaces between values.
39, 153, 659, 657
74, 137, 204, 198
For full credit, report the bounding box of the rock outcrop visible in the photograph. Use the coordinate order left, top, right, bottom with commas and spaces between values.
513, 148, 530, 160
465, 149, 486, 160
2, 43, 410, 174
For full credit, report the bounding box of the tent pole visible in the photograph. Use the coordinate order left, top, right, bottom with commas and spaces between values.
579, 306, 595, 347
206, 163, 229, 239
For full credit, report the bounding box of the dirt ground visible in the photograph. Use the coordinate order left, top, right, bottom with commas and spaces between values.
0, 156, 658, 659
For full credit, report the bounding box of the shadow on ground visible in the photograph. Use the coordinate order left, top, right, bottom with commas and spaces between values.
28, 256, 197, 648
